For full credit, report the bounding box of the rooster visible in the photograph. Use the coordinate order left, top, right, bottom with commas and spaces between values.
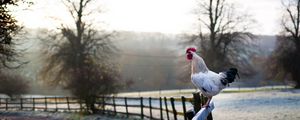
186, 47, 239, 108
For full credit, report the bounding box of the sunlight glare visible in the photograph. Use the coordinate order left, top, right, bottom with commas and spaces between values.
13, 0, 281, 35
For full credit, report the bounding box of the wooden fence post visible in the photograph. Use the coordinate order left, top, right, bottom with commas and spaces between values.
32, 98, 35, 111
124, 97, 129, 118
55, 97, 58, 112
192, 93, 201, 113
44, 97, 47, 111
112, 96, 116, 115
79, 99, 83, 112
101, 96, 105, 114
200, 94, 205, 106
20, 98, 23, 110
5, 98, 8, 110
149, 97, 153, 119
140, 97, 144, 119
66, 97, 70, 111
159, 97, 163, 120
164, 97, 170, 120
181, 96, 187, 120
170, 97, 177, 120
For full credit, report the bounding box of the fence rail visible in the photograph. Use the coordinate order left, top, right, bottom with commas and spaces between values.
0, 92, 211, 120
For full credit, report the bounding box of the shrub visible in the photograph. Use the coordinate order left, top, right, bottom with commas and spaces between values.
0, 72, 29, 98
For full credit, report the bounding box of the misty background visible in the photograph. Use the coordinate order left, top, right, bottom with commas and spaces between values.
18, 29, 278, 94
3, 0, 292, 96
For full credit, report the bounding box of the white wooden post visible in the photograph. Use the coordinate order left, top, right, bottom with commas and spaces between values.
192, 100, 214, 120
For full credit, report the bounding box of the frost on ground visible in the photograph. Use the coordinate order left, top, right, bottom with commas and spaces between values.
212, 89, 300, 120
0, 111, 130, 120
0, 89, 300, 120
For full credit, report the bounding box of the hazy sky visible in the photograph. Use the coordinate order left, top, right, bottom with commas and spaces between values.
13, 0, 282, 35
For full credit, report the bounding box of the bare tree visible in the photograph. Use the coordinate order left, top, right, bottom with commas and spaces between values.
184, 0, 256, 74
39, 0, 121, 113
0, 0, 26, 69
0, 0, 32, 99
267, 0, 300, 88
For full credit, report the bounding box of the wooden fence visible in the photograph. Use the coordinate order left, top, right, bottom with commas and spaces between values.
0, 92, 211, 120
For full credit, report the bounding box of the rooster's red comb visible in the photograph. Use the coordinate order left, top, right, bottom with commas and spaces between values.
186, 47, 196, 54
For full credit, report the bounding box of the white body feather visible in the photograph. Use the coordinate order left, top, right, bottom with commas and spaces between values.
190, 52, 227, 97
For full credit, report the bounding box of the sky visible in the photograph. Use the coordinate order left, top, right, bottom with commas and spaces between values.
13, 0, 282, 35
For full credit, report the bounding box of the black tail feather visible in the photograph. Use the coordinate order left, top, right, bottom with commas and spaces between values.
225, 68, 238, 83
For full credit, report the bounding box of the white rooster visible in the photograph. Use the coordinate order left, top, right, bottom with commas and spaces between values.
186, 48, 239, 108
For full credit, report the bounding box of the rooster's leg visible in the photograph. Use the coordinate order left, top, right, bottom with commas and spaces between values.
202, 96, 212, 108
